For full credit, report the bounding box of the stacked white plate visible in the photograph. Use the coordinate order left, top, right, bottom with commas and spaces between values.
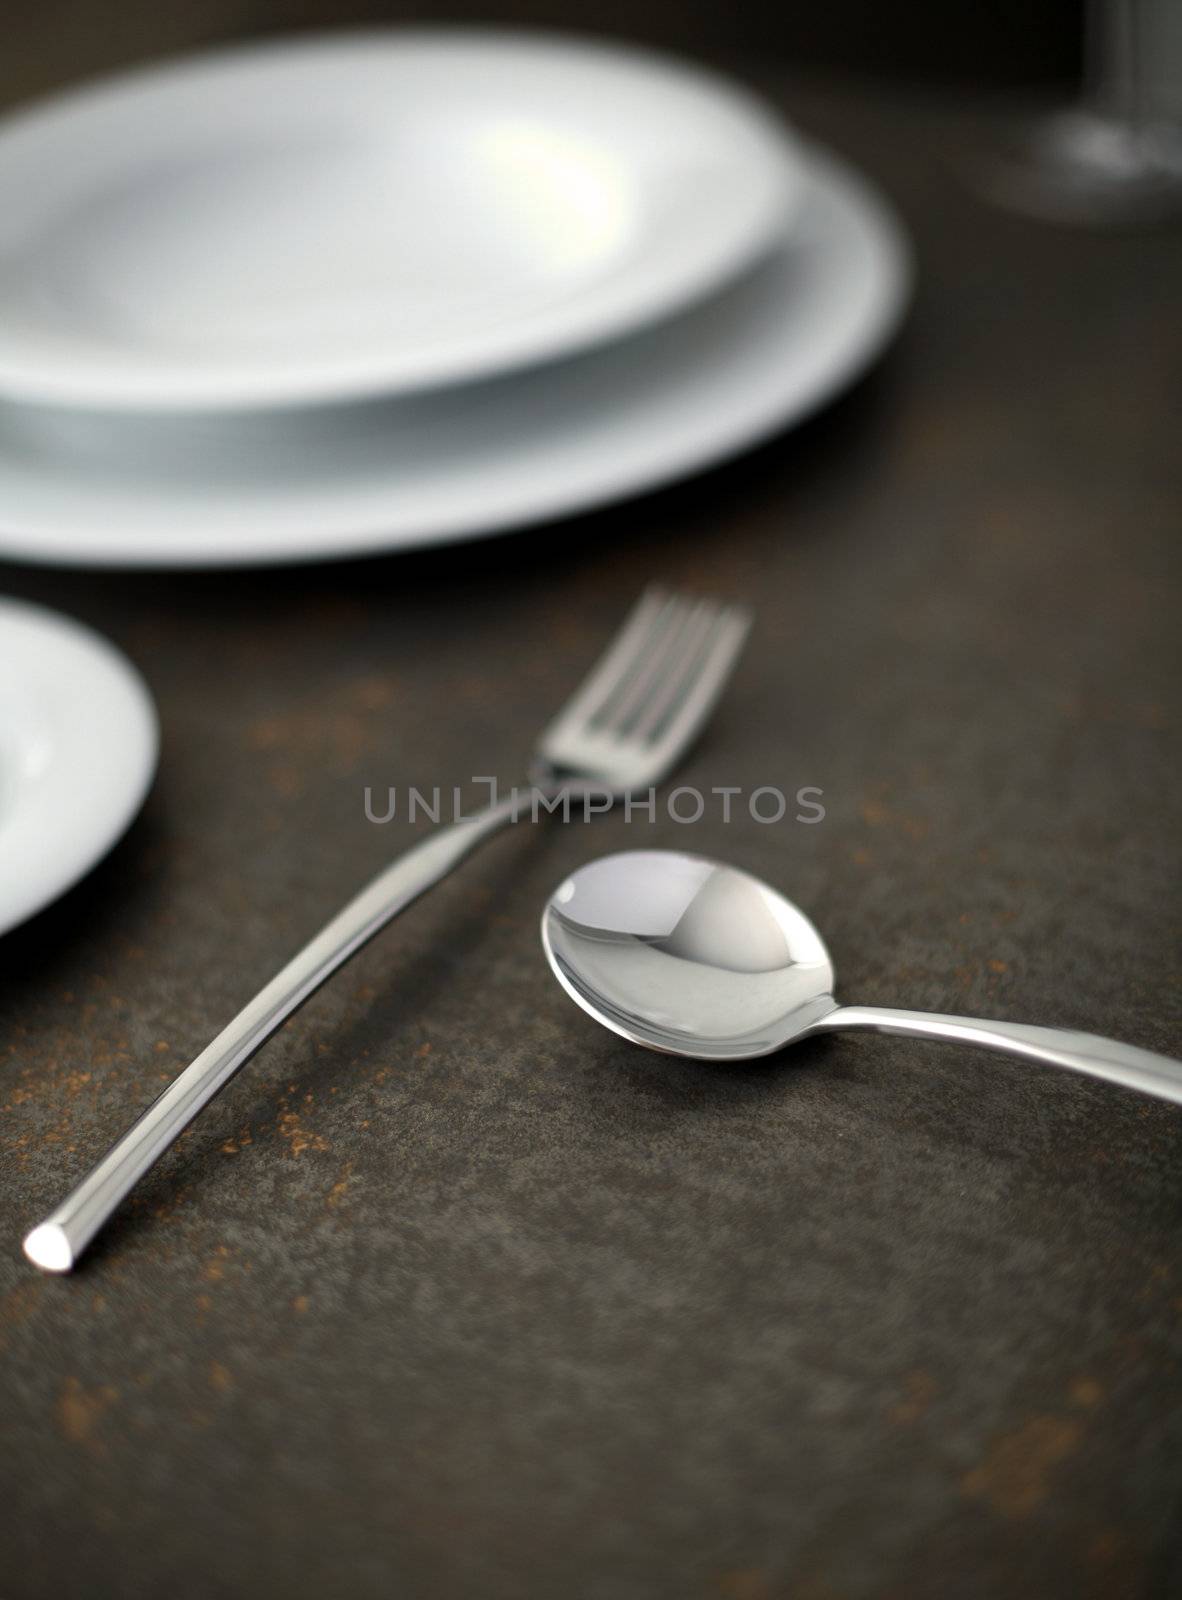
0, 29, 912, 566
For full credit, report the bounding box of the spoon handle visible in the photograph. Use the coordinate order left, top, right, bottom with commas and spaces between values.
818, 1006, 1182, 1106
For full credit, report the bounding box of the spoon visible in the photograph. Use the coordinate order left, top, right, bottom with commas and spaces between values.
541, 850, 1182, 1104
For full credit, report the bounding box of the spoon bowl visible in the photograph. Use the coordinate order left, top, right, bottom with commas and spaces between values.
542, 849, 1182, 1104
543, 849, 838, 1060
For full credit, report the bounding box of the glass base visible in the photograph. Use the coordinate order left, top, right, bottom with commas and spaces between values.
983, 109, 1182, 225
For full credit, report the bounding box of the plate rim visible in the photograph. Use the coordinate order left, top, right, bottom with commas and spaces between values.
0, 27, 805, 413
0, 598, 158, 935
0, 145, 913, 569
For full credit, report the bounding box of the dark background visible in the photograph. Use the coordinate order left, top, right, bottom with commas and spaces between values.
1, 0, 1086, 109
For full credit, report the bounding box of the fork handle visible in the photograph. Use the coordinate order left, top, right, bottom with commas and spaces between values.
816, 1006, 1182, 1105
24, 793, 522, 1273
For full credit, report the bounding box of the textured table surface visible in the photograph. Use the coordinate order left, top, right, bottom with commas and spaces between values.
1, 74, 1180, 1600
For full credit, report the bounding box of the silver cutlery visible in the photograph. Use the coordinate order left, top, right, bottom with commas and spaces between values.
542, 850, 1182, 1103
25, 590, 750, 1272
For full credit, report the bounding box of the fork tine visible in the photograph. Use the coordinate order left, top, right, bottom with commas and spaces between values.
645, 605, 751, 758
629, 601, 726, 742
538, 587, 750, 788
540, 585, 675, 744
593, 594, 704, 734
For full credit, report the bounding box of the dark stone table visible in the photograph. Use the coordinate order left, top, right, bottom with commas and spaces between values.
1, 75, 1179, 1600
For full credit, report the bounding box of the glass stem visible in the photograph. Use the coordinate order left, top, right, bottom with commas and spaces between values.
1087, 0, 1142, 128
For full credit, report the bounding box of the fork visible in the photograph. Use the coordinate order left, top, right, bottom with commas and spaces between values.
25, 588, 750, 1272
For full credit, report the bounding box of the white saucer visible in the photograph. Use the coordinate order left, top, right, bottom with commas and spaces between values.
0, 30, 803, 412
0, 599, 158, 935
0, 148, 911, 568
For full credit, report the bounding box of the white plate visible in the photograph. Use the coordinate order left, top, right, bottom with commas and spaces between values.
0, 148, 911, 568
0, 599, 158, 935
0, 30, 803, 412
